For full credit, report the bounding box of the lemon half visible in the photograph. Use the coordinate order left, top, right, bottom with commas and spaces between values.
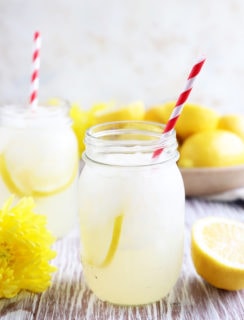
191, 216, 244, 290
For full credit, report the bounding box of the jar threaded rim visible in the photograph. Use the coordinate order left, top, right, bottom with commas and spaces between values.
84, 120, 179, 166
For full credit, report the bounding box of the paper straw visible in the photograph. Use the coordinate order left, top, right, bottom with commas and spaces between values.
29, 31, 41, 109
152, 57, 206, 158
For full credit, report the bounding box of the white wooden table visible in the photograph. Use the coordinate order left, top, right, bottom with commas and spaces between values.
0, 199, 244, 320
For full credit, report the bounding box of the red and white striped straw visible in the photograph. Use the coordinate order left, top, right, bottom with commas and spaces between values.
29, 31, 41, 109
152, 57, 206, 158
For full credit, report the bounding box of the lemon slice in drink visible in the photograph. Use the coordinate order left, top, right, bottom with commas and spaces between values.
0, 131, 79, 197
191, 216, 244, 290
0, 155, 78, 197
99, 214, 124, 267
82, 214, 124, 267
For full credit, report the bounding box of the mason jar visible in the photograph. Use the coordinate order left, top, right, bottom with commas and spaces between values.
79, 120, 185, 305
0, 104, 79, 238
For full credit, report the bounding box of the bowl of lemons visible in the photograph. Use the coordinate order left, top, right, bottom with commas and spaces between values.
145, 102, 244, 197
68, 98, 244, 198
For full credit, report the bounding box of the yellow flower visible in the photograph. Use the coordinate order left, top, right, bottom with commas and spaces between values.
0, 197, 56, 298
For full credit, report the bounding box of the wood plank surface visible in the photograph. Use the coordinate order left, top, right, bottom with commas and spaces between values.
0, 199, 244, 320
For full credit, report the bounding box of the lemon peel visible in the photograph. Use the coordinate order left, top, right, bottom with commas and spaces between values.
145, 102, 219, 141
145, 101, 175, 124
0, 196, 56, 298
218, 114, 244, 142
85, 214, 124, 268
178, 130, 244, 168
99, 214, 124, 267
93, 101, 145, 124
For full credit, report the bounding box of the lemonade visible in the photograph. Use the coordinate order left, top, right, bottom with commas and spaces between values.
79, 121, 185, 305
0, 105, 79, 238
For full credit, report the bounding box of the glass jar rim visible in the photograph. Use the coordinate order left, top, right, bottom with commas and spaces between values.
86, 120, 175, 144
84, 120, 179, 166
0, 104, 72, 128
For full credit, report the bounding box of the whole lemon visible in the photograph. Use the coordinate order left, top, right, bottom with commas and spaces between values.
145, 101, 175, 124
178, 130, 244, 168
145, 102, 219, 141
218, 114, 244, 142
94, 101, 145, 124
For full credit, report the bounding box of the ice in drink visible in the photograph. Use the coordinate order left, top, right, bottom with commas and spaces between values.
0, 105, 79, 238
79, 121, 185, 305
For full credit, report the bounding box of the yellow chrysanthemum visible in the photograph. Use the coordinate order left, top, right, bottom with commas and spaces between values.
0, 196, 56, 298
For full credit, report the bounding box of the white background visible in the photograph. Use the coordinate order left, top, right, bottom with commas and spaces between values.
0, 0, 244, 113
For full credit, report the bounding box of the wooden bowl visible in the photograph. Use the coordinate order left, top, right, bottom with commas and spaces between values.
180, 165, 244, 197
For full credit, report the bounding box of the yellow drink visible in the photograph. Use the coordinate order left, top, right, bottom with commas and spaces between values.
79, 121, 185, 305
0, 105, 79, 238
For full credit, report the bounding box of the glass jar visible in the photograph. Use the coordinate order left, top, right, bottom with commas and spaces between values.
79, 121, 185, 305
0, 104, 79, 238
